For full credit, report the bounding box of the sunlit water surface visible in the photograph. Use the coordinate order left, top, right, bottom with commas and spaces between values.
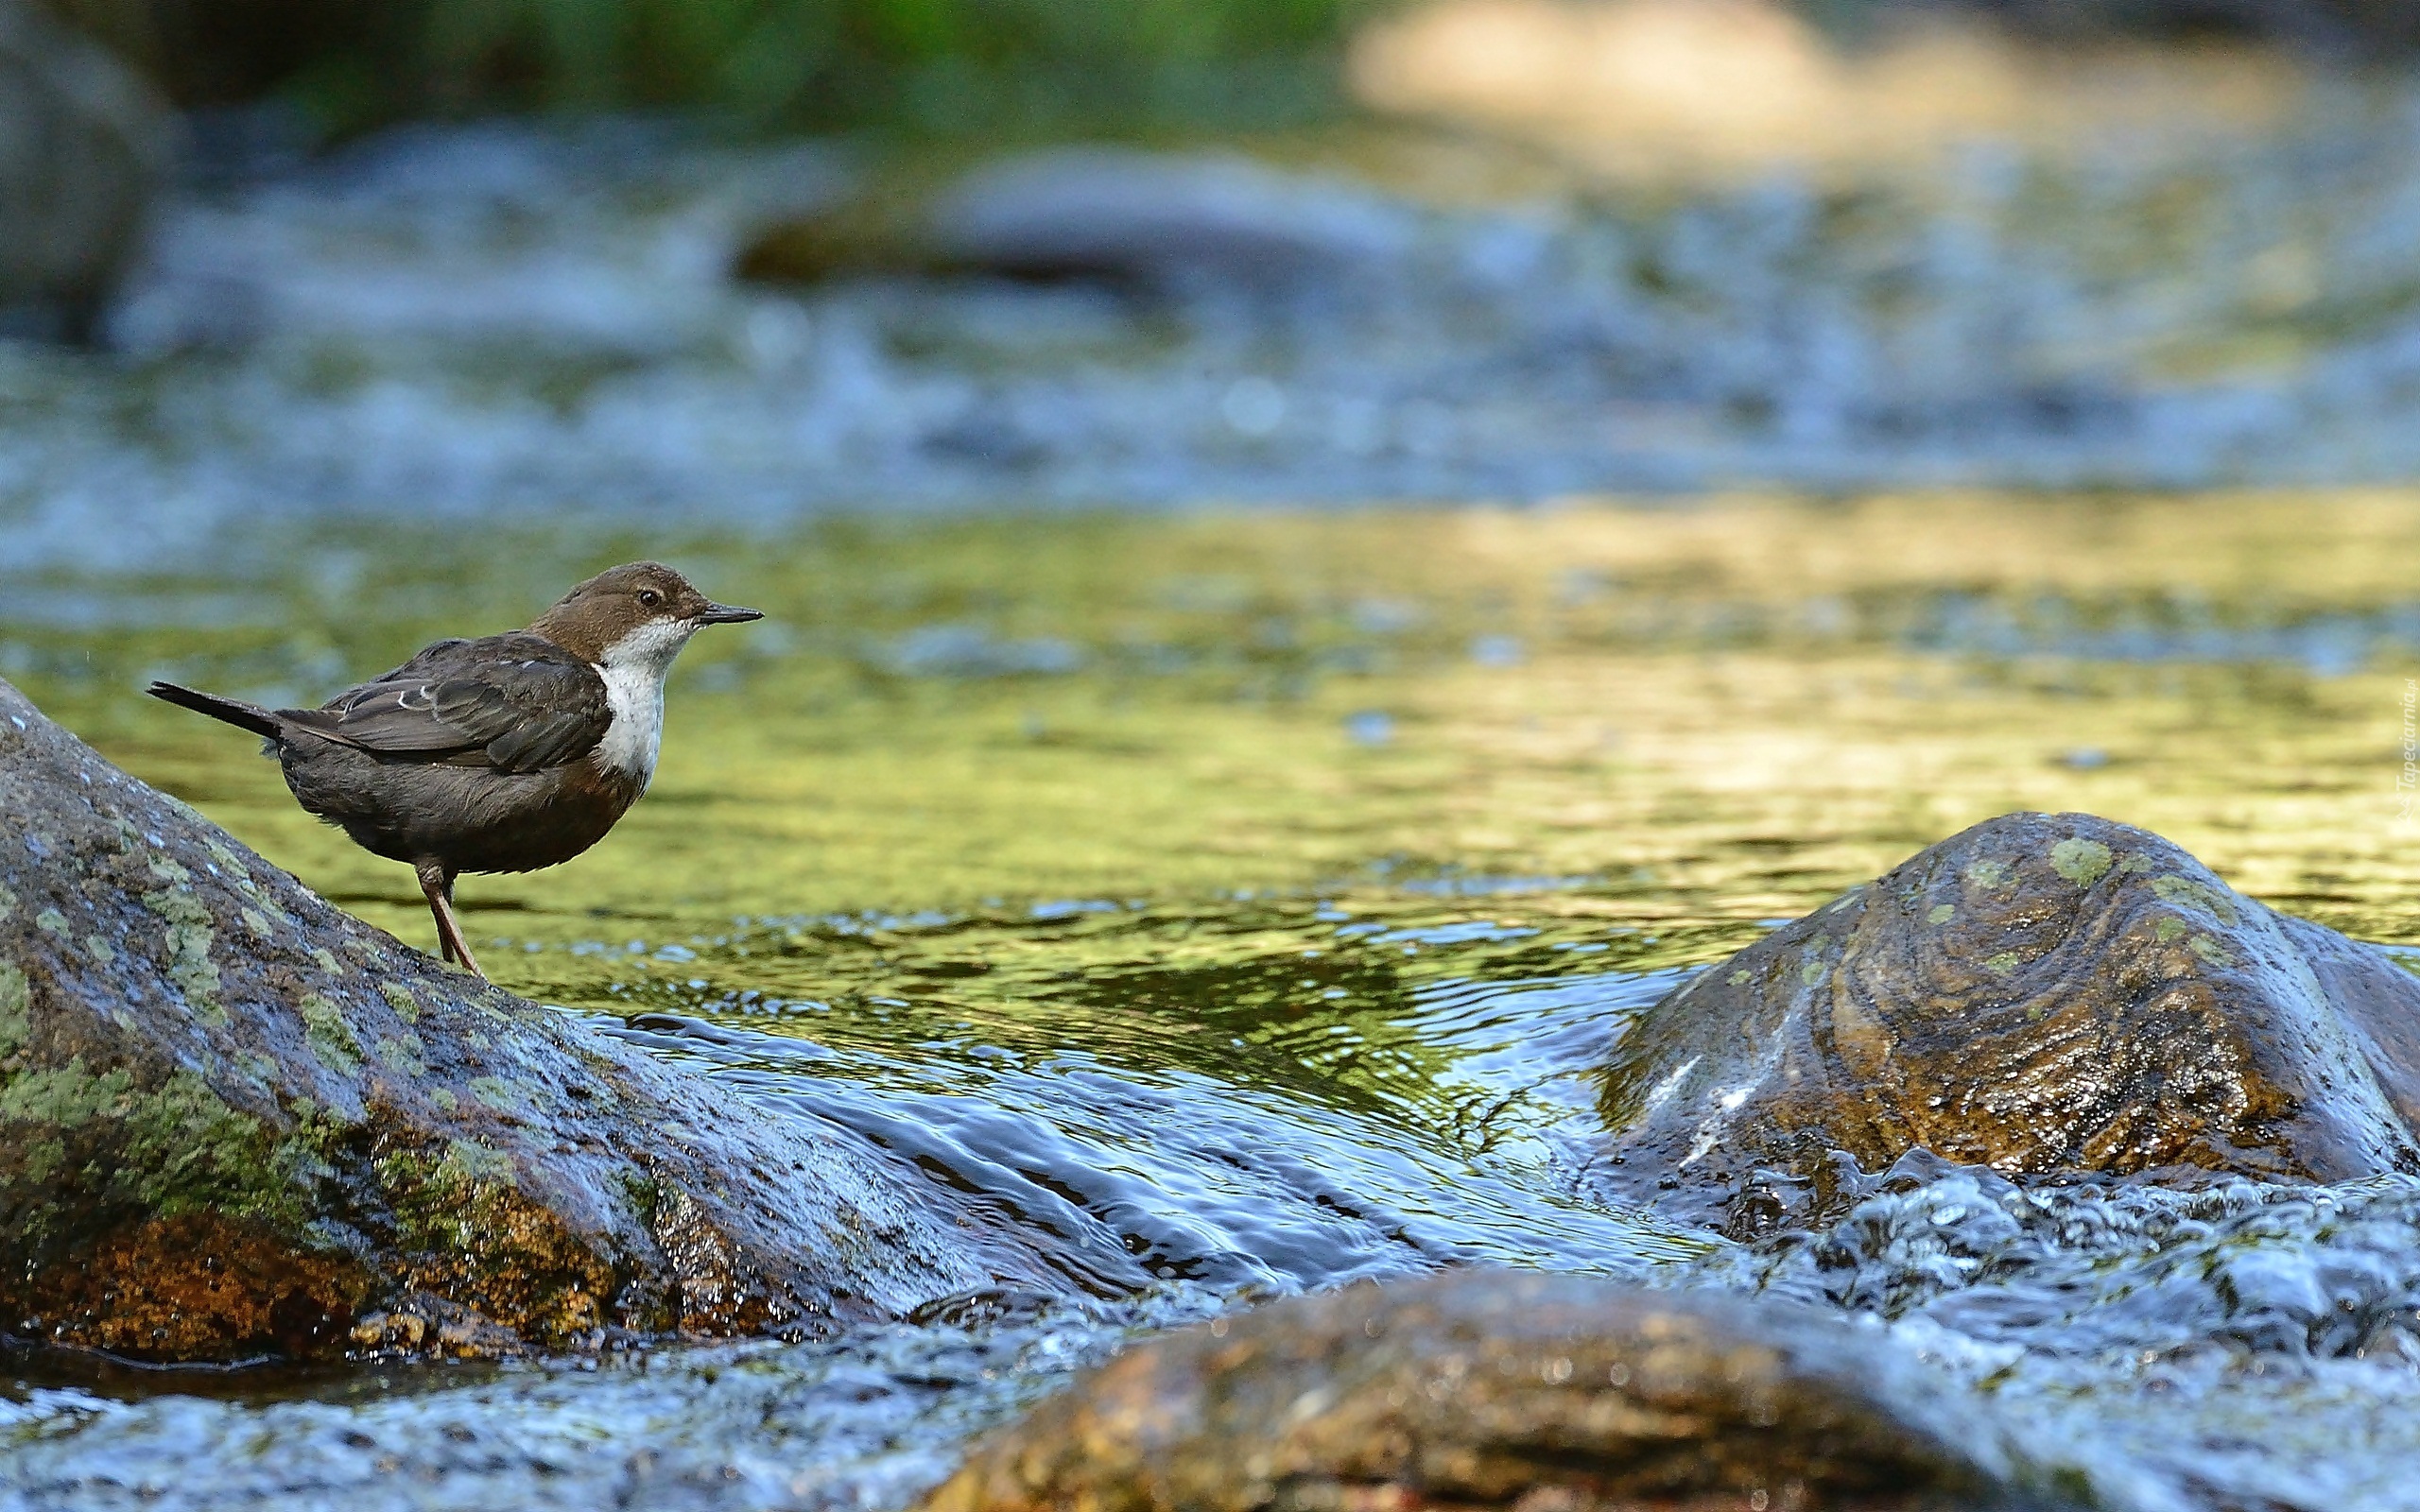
10, 497, 2420, 1509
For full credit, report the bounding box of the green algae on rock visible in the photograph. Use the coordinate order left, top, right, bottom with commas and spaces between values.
922, 1269, 2081, 1512
1599, 812, 2420, 1232
0, 677, 1077, 1362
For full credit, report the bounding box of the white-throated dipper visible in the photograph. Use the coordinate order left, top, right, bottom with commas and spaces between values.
146, 562, 762, 979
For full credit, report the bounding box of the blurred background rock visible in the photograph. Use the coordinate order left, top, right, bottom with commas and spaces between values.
0, 0, 166, 341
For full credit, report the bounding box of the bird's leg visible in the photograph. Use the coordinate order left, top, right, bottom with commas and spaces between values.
412, 861, 458, 964
415, 859, 486, 980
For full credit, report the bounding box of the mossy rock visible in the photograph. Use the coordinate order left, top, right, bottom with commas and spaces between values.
0, 677, 1073, 1361
923, 1269, 2079, 1512
1598, 812, 2420, 1233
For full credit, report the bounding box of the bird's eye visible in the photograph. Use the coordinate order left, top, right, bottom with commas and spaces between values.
637, 590, 663, 609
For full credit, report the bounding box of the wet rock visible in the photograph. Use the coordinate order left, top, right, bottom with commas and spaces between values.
1599, 812, 2420, 1230
0, 0, 168, 341
1707, 1153, 2420, 1367
0, 677, 1074, 1362
923, 1269, 2075, 1512
736, 147, 1419, 290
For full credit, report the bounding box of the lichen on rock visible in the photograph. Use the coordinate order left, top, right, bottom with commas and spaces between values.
0, 676, 1077, 1362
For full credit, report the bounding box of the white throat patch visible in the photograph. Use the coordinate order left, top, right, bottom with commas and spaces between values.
594, 617, 699, 789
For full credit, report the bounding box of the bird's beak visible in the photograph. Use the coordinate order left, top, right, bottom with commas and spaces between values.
696, 602, 765, 625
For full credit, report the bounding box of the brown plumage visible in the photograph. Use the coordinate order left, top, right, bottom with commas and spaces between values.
147, 562, 762, 979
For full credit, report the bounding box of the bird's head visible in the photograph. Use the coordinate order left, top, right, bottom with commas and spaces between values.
530, 561, 763, 669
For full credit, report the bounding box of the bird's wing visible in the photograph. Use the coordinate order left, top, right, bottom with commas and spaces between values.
281, 633, 612, 775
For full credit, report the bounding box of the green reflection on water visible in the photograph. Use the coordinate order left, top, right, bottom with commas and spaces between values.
13, 491, 2420, 1054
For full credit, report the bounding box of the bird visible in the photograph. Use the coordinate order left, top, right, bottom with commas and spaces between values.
146, 561, 762, 980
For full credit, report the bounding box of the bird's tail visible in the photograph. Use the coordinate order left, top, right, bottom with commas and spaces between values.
146, 681, 284, 741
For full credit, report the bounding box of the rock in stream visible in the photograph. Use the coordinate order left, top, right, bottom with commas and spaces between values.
735, 146, 1419, 291
0, 0, 166, 342
921, 1268, 2082, 1512
1598, 811, 2420, 1232
0, 677, 1078, 1362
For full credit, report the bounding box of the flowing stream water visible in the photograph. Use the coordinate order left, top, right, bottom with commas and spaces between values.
11, 497, 2420, 1510
11, 111, 2420, 1512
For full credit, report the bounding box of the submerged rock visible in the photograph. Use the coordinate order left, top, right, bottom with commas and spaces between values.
736, 147, 1419, 290
0, 677, 1074, 1362
923, 1269, 2075, 1512
0, 0, 167, 342
1599, 812, 2420, 1230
